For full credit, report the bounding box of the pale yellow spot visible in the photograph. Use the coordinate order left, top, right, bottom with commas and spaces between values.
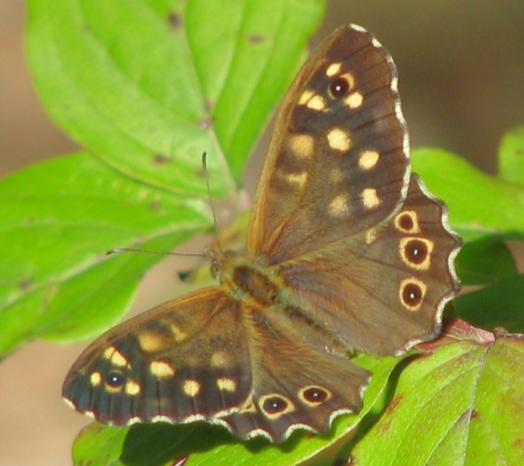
90, 372, 101, 386
362, 188, 380, 208
358, 150, 380, 170
399, 278, 427, 312
150, 360, 175, 377
170, 324, 187, 343
216, 377, 237, 392
399, 237, 434, 271
329, 194, 350, 217
238, 398, 257, 413
394, 210, 421, 233
125, 380, 141, 395
103, 346, 128, 367
259, 394, 295, 420
183, 379, 201, 397
306, 95, 326, 111
365, 228, 377, 244
329, 168, 344, 183
288, 134, 314, 159
210, 351, 229, 368
345, 91, 363, 109
299, 90, 314, 105
326, 62, 342, 76
137, 331, 168, 353
327, 128, 351, 151
111, 350, 128, 367
284, 171, 308, 188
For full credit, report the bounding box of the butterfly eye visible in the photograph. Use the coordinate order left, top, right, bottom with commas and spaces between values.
105, 371, 125, 388
329, 76, 350, 98
303, 386, 328, 403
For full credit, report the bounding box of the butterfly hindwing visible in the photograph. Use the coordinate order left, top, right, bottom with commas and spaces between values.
278, 175, 461, 355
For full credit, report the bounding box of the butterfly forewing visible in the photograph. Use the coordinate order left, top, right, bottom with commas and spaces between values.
248, 25, 410, 263
63, 289, 253, 425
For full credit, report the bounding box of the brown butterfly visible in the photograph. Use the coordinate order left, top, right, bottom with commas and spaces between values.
63, 24, 461, 443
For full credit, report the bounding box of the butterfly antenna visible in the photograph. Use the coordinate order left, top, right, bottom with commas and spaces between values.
106, 247, 206, 258
201, 151, 223, 252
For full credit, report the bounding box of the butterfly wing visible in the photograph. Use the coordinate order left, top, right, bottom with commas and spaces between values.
222, 306, 370, 442
278, 175, 461, 355
247, 25, 410, 263
62, 288, 253, 425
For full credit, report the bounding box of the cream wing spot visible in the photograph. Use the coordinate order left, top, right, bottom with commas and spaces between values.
299, 90, 314, 105
125, 380, 141, 395
210, 351, 229, 368
329, 194, 350, 218
90, 372, 101, 386
183, 379, 201, 397
327, 128, 351, 151
137, 331, 168, 352
358, 150, 380, 170
170, 324, 187, 343
288, 134, 315, 159
150, 360, 175, 377
326, 62, 342, 76
306, 94, 326, 111
103, 346, 128, 367
344, 91, 363, 109
365, 228, 377, 244
362, 188, 380, 208
283, 171, 308, 188
216, 377, 237, 392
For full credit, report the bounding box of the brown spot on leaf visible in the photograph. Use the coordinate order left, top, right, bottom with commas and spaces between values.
385, 394, 403, 415
198, 116, 213, 130
19, 279, 32, 291
204, 100, 214, 112
167, 12, 183, 30
153, 154, 172, 165
248, 34, 264, 44
149, 200, 160, 211
470, 409, 480, 420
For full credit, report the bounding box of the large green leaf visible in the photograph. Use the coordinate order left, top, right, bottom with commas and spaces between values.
0, 153, 208, 356
499, 125, 524, 184
26, 0, 324, 194
412, 148, 524, 242
350, 320, 524, 466
454, 275, 524, 333
71, 354, 400, 466
454, 238, 517, 286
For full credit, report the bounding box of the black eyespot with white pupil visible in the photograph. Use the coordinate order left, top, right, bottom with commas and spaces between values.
263, 396, 288, 414
405, 239, 428, 264
329, 77, 350, 98
105, 371, 125, 388
403, 283, 423, 306
303, 386, 328, 403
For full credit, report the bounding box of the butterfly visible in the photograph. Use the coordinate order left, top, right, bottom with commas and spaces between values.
62, 24, 461, 443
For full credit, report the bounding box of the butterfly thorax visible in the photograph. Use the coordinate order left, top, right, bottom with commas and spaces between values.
210, 248, 280, 307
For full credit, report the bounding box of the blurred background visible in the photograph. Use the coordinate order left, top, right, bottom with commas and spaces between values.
1, 1, 524, 464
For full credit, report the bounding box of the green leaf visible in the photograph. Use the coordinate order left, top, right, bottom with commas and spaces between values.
453, 275, 524, 333
454, 238, 517, 285
499, 125, 524, 184
72, 354, 400, 466
0, 153, 208, 356
412, 148, 524, 242
26, 0, 324, 194
350, 320, 524, 466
